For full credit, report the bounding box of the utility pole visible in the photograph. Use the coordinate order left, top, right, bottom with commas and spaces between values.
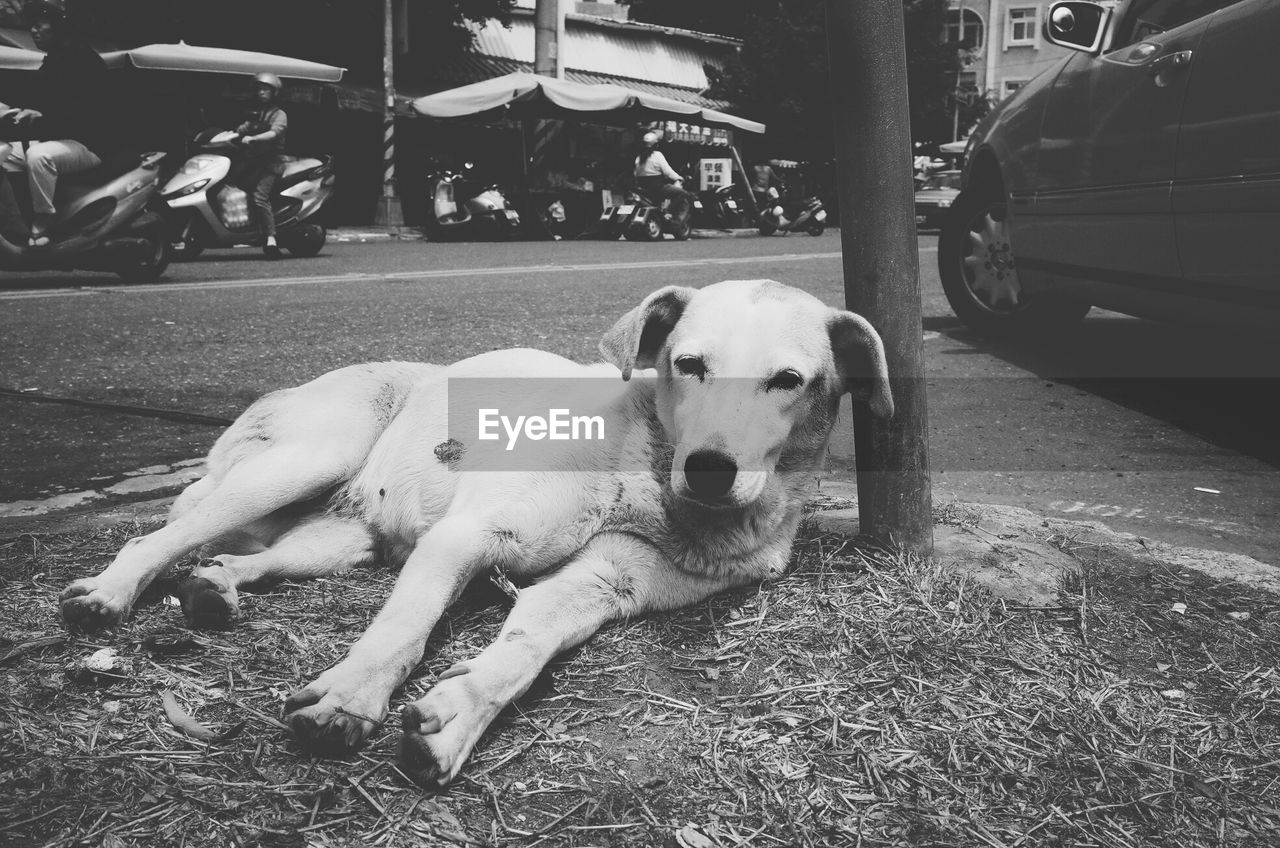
824, 0, 933, 554
374, 0, 404, 228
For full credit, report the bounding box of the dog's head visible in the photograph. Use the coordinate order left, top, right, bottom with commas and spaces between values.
600, 279, 892, 508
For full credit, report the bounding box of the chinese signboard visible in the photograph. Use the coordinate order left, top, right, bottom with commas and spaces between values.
662, 121, 731, 147
699, 158, 733, 192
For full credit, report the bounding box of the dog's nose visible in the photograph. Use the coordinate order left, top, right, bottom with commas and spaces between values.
684, 450, 738, 500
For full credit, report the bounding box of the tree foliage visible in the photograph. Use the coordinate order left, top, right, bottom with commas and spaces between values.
623, 0, 966, 158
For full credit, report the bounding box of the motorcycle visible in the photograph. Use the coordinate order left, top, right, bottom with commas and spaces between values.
757, 186, 827, 236
158, 129, 335, 261
426, 163, 520, 241
694, 182, 748, 229
0, 131, 171, 282
592, 180, 693, 242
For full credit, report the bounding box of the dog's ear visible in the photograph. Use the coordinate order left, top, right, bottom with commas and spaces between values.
827, 310, 894, 419
599, 286, 696, 380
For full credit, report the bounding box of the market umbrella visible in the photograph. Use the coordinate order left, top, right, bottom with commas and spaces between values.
411, 72, 764, 134
0, 44, 43, 71
111, 42, 344, 81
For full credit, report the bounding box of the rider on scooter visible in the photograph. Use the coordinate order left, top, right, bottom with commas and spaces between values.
1, 0, 117, 248
633, 130, 691, 224
232, 72, 289, 259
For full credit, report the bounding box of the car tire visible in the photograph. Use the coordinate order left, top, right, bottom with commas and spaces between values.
939, 186, 1090, 337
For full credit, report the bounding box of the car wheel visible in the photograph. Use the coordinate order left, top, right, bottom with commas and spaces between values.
939, 187, 1090, 337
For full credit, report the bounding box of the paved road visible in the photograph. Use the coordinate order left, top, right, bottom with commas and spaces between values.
2, 233, 1278, 563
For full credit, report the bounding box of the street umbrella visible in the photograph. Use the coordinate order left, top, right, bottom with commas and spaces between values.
411, 72, 765, 134
110, 42, 344, 82
0, 45, 43, 71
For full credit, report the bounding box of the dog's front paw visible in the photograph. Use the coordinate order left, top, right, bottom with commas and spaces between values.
398, 664, 491, 787
60, 578, 134, 631
284, 667, 389, 755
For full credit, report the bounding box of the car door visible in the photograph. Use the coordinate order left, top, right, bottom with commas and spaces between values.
1019, 1, 1212, 284
1173, 0, 1280, 299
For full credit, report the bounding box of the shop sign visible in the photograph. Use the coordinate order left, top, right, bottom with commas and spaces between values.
662, 121, 731, 147
699, 158, 733, 192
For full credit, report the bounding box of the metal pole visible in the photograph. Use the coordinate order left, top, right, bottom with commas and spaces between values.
824, 0, 933, 554
374, 0, 404, 228
534, 0, 558, 77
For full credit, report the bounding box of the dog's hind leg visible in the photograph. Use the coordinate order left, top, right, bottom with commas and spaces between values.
174, 512, 377, 630
60, 446, 354, 631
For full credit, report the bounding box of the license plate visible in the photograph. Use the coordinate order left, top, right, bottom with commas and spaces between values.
815, 209, 827, 222
617, 205, 634, 215
725, 200, 737, 209
915, 215, 927, 225
504, 209, 519, 221
693, 200, 703, 209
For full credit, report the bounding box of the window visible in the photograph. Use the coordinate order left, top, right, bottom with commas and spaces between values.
1005, 6, 1039, 48
1002, 79, 1028, 99
946, 7, 986, 50
1112, 0, 1243, 49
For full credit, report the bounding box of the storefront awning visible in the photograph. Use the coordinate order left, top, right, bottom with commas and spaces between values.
411, 72, 765, 134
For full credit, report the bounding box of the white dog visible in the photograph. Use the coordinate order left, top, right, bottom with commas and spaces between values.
59, 279, 891, 786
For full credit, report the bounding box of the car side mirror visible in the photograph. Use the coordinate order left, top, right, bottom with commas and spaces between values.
1044, 1, 1112, 53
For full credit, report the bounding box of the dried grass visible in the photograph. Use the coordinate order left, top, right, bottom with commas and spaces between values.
2, 507, 1278, 847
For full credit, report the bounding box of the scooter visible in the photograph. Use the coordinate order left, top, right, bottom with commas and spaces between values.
158, 129, 334, 261
594, 181, 693, 242
0, 133, 171, 282
757, 186, 827, 236
425, 163, 520, 241
694, 183, 748, 229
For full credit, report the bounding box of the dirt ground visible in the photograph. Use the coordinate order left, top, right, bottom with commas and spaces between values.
2, 507, 1278, 847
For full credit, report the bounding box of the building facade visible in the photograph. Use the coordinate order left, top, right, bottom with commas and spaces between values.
948, 0, 1077, 120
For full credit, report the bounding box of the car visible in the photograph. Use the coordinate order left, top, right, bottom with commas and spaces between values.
914, 170, 962, 231
939, 0, 1280, 336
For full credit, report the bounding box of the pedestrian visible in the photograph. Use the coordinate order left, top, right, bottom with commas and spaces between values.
751, 159, 781, 211
234, 72, 289, 259
632, 130, 690, 221
2, 0, 116, 248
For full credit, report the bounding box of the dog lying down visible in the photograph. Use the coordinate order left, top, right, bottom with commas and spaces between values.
59, 279, 892, 787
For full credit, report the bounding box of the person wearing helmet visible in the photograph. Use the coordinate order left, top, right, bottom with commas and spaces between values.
3, 0, 116, 248
233, 72, 289, 259
632, 129, 691, 223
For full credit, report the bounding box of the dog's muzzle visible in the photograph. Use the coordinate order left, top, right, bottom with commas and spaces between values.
683, 450, 738, 502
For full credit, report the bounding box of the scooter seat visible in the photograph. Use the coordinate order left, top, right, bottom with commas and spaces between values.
62, 150, 149, 187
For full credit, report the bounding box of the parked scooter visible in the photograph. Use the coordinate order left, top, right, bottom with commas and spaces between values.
757, 186, 827, 236
426, 162, 520, 241
158, 129, 335, 261
0, 133, 171, 282
694, 183, 748, 229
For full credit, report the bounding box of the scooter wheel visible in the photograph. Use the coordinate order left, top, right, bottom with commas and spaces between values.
170, 238, 205, 262
117, 237, 172, 284
807, 222, 826, 236
281, 224, 326, 257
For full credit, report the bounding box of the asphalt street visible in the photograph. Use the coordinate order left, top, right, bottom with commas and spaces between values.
2, 232, 1278, 564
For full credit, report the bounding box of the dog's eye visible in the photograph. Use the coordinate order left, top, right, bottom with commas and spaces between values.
767, 369, 804, 391
674, 355, 707, 379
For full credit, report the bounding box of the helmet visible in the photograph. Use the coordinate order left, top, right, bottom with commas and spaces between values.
642, 131, 660, 147
254, 72, 283, 92
23, 0, 69, 26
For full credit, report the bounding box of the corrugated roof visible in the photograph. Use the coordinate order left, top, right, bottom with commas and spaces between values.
471, 14, 730, 90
